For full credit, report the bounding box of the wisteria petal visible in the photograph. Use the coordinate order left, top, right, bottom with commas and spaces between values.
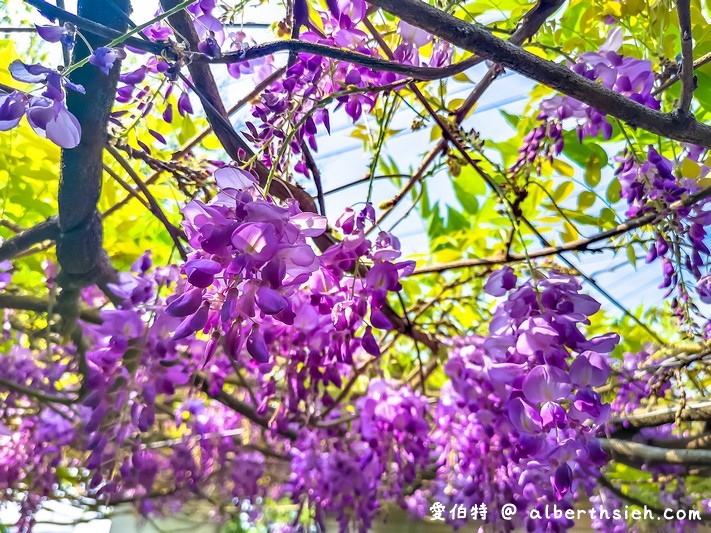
522, 365, 572, 403
0, 91, 27, 130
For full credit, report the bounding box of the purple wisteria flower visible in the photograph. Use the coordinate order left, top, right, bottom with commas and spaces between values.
427, 270, 616, 530
514, 27, 659, 172
89, 46, 127, 75
0, 92, 27, 130
26, 96, 82, 149
0, 259, 11, 290
697, 275, 711, 304
484, 265, 517, 296
35, 23, 76, 49
3, 61, 84, 148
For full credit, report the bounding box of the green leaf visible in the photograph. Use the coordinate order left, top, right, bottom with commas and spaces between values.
452, 178, 480, 214
552, 181, 575, 203
446, 205, 470, 231
499, 110, 520, 129
694, 71, 711, 111
606, 178, 621, 203
426, 202, 444, 239
177, 114, 197, 145
626, 243, 638, 268
599, 207, 617, 226
578, 191, 597, 210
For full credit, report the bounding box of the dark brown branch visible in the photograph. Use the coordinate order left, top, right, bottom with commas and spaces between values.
27, 0, 477, 82
676, 0, 695, 114
55, 0, 130, 328
200, 40, 480, 81
0, 377, 77, 405
454, 0, 565, 122
611, 401, 711, 429
414, 183, 711, 274
157, 2, 449, 384
366, 0, 711, 148
600, 438, 711, 466
106, 145, 188, 261
0, 217, 59, 261
0, 293, 101, 323
195, 376, 297, 440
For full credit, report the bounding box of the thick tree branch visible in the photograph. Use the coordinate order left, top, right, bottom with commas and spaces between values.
0, 378, 77, 405
676, 0, 695, 114
201, 40, 481, 81
600, 438, 711, 466
52, 0, 130, 328
366, 0, 711, 148
0, 217, 59, 261
611, 401, 711, 429
0, 293, 102, 323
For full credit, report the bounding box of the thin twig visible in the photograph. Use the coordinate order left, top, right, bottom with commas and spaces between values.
414, 183, 711, 274
653, 51, 711, 96
105, 145, 188, 261
102, 164, 152, 210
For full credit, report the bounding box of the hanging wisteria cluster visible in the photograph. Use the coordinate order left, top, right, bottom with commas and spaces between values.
514, 27, 711, 335
415, 270, 616, 531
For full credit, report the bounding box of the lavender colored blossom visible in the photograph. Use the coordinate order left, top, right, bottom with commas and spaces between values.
89, 46, 126, 75
0, 92, 26, 130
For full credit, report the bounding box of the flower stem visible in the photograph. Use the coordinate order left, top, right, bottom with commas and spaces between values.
63, 0, 196, 76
